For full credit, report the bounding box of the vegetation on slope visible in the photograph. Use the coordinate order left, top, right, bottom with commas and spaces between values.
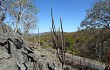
10, 0, 110, 69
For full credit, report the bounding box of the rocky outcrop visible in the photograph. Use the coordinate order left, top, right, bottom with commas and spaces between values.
0, 32, 34, 70
0, 32, 62, 70
0, 23, 63, 70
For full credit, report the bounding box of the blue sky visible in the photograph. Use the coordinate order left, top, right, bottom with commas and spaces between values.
33, 0, 95, 33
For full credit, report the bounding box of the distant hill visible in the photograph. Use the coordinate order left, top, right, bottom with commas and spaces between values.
39, 32, 76, 41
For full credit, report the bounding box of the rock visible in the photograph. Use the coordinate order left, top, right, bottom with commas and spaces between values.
0, 58, 18, 70
25, 62, 34, 70
34, 59, 44, 70
0, 23, 38, 70
0, 46, 11, 59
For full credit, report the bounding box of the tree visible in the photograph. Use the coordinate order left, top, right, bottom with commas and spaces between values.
2, 0, 38, 33
80, 0, 110, 63
0, 0, 6, 22
81, 0, 110, 29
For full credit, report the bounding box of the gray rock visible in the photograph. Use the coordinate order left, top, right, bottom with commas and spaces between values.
47, 61, 56, 70
25, 62, 34, 70
0, 58, 18, 70
0, 46, 11, 59
34, 59, 44, 70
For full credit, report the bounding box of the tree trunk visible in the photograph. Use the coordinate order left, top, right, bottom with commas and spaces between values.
14, 22, 18, 33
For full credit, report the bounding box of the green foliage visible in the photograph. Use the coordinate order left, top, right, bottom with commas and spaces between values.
24, 35, 36, 44
78, 0, 110, 62
40, 39, 51, 48
40, 40, 45, 46
81, 0, 110, 29
65, 37, 75, 51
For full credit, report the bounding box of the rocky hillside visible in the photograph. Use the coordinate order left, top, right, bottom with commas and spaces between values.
0, 22, 76, 70
0, 23, 62, 70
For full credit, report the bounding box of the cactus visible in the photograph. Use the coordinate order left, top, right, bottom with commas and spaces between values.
51, 8, 65, 70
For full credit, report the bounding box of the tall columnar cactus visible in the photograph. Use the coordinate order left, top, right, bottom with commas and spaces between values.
51, 8, 65, 70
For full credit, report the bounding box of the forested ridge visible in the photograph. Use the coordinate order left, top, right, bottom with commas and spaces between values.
28, 28, 110, 62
